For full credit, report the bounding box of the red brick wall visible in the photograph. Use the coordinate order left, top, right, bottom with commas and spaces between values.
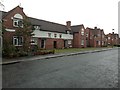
73, 33, 80, 48
107, 33, 112, 45
3, 6, 31, 47
3, 6, 26, 29
45, 38, 64, 49
38, 38, 64, 49
73, 30, 87, 48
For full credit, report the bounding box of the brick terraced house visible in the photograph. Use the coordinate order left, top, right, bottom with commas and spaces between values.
71, 25, 86, 48
106, 32, 119, 46
86, 27, 107, 47
0, 6, 73, 50
0, 6, 120, 50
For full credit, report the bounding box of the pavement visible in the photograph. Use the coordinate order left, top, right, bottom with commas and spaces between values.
0, 47, 116, 65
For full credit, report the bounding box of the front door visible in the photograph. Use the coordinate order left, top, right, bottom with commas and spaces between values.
41, 39, 45, 48
53, 41, 57, 48
64, 40, 68, 48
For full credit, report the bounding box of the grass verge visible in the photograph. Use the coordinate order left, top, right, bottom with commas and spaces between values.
55, 47, 112, 54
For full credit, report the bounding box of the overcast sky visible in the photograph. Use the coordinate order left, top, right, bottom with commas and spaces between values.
1, 0, 119, 34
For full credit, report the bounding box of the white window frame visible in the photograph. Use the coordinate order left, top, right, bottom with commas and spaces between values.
54, 33, 57, 38
41, 39, 46, 48
13, 19, 23, 28
66, 31, 70, 34
48, 33, 51, 38
86, 34, 88, 37
31, 38, 37, 45
98, 41, 101, 45
34, 25, 40, 30
102, 41, 104, 45
108, 37, 111, 40
13, 36, 23, 46
81, 28, 84, 36
81, 40, 84, 45
59, 34, 62, 38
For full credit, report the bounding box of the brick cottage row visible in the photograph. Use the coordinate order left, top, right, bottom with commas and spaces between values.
0, 6, 120, 50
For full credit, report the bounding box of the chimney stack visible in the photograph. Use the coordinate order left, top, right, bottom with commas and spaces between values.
112, 32, 114, 35
66, 21, 71, 30
94, 27, 97, 29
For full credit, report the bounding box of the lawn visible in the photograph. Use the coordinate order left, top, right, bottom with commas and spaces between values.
55, 47, 112, 54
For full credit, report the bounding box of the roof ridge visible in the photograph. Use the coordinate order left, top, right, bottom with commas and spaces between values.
71, 24, 83, 27
3, 5, 24, 18
29, 17, 66, 27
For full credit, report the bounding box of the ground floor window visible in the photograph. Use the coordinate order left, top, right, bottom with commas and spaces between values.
96, 41, 101, 46
41, 39, 45, 48
13, 36, 23, 46
98, 41, 101, 45
102, 41, 104, 45
31, 38, 37, 45
81, 40, 84, 45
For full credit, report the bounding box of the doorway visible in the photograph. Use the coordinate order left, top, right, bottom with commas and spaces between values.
53, 41, 57, 48
41, 39, 45, 48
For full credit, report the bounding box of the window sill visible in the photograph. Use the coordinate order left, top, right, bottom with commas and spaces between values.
14, 45, 23, 46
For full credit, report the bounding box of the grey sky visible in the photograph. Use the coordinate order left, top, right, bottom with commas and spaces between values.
1, 0, 119, 34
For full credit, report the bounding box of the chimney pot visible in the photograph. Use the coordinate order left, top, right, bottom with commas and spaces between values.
66, 21, 71, 30
94, 27, 97, 29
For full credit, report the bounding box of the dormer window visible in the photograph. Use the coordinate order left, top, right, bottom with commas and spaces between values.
34, 25, 40, 30
66, 30, 70, 34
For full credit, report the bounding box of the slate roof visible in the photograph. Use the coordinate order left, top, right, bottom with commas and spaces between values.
71, 25, 84, 33
29, 17, 68, 33
0, 11, 7, 18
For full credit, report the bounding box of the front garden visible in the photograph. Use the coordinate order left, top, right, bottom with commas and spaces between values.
2, 45, 55, 58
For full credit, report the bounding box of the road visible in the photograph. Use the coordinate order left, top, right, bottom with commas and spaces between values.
2, 49, 119, 88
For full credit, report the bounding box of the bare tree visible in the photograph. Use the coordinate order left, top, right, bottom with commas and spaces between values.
0, 0, 5, 10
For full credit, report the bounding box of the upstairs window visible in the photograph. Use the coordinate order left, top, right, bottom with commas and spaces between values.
13, 13, 23, 28
108, 37, 111, 40
13, 19, 23, 27
48, 33, 51, 38
59, 34, 62, 38
86, 34, 88, 37
81, 28, 84, 35
54, 34, 57, 38
102, 35, 104, 38
97, 34, 100, 37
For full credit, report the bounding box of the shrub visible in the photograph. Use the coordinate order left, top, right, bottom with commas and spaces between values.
33, 49, 55, 55
18, 51, 28, 57
3, 45, 17, 58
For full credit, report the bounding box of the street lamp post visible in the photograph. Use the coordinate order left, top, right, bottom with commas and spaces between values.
112, 29, 114, 48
